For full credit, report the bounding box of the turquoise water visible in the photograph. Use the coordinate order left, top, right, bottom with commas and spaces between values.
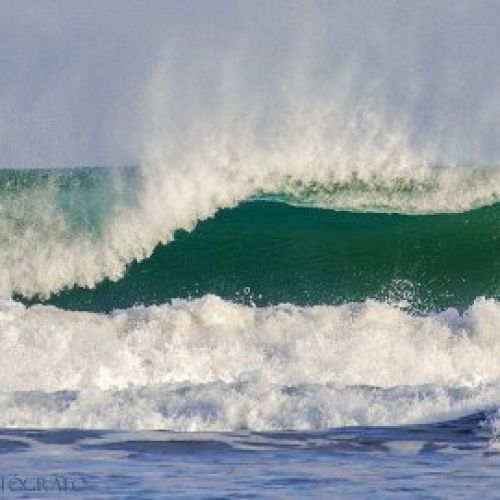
41, 199, 500, 313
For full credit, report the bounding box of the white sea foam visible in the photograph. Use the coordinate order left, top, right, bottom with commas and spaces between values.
0, 295, 499, 430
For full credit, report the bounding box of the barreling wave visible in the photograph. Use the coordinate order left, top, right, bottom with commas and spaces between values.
1, 163, 499, 299
37, 198, 498, 313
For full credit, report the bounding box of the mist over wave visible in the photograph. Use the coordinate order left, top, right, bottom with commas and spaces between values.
1, 1, 500, 297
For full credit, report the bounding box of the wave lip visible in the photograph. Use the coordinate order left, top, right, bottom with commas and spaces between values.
1, 295, 500, 431
266, 165, 500, 214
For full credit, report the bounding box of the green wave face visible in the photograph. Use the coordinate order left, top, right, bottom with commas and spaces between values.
40, 200, 500, 313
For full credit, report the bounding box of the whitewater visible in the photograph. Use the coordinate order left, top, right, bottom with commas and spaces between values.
0, 294, 500, 432
1, 2, 500, 496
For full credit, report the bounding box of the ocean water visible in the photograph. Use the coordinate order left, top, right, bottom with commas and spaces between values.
1, 415, 500, 498
2, 1, 500, 496
0, 166, 499, 497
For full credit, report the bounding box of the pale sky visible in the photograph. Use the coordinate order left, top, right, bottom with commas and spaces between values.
1, 0, 499, 167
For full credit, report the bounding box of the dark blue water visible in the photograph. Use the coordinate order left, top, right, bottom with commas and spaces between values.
1, 412, 499, 498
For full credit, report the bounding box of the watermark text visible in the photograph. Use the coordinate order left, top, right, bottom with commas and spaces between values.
1, 475, 86, 494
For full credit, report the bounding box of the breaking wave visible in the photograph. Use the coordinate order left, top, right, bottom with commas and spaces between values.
1, 165, 499, 299
1, 295, 500, 430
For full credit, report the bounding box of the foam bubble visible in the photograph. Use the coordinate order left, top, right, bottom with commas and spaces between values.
0, 295, 499, 430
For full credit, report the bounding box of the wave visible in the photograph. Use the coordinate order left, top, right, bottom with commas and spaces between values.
1, 295, 499, 430
35, 199, 499, 313
2, 1, 500, 302
1, 166, 499, 299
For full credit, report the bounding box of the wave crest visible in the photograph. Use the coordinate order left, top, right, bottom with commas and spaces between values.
1, 163, 499, 298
